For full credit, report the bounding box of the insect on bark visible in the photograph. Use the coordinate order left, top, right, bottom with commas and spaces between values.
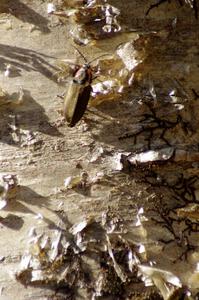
63, 47, 107, 127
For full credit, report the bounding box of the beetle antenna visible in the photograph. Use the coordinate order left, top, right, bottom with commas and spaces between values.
73, 46, 88, 63
72, 45, 110, 64
88, 53, 110, 64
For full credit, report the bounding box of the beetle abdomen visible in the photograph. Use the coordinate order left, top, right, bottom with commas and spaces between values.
69, 84, 92, 127
63, 82, 82, 124
63, 82, 92, 127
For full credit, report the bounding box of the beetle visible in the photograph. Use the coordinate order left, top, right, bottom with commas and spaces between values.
63, 47, 107, 127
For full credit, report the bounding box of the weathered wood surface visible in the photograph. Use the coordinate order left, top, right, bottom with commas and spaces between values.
0, 0, 199, 299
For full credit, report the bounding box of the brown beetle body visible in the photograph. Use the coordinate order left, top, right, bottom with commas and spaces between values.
63, 63, 93, 127
63, 47, 109, 127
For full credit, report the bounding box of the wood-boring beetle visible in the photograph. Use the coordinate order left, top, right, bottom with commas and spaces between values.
63, 47, 108, 127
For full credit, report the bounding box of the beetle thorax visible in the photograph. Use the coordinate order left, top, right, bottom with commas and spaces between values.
73, 64, 91, 85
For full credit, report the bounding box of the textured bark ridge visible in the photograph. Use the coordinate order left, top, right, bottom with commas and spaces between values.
0, 1, 199, 299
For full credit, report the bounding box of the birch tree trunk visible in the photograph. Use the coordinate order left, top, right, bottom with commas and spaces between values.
0, 1, 199, 299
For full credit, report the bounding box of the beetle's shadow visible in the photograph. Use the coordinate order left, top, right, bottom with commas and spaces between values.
0, 89, 62, 146
1, 0, 50, 33
85, 97, 143, 152
0, 44, 57, 80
